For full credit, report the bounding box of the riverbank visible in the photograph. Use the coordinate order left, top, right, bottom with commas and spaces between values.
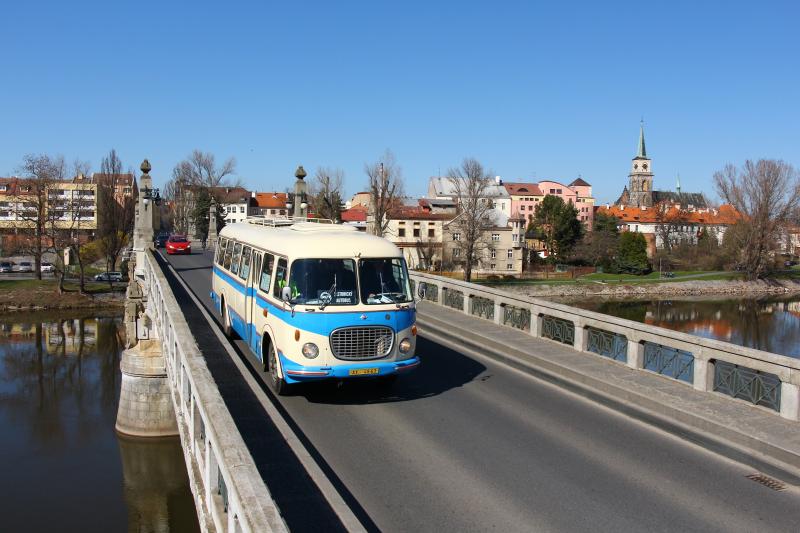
0, 279, 126, 313
487, 277, 800, 299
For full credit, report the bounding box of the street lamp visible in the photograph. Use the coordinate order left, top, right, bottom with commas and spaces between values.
141, 187, 161, 206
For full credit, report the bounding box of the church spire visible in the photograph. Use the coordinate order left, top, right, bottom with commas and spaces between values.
637, 120, 647, 158
676, 173, 681, 194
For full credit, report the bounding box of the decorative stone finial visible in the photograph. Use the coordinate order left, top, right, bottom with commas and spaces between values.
140, 159, 152, 175
295, 165, 307, 180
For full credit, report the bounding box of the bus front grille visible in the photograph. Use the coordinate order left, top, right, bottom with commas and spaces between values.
330, 326, 394, 360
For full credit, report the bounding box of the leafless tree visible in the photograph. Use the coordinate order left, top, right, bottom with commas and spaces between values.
167, 150, 239, 234
714, 159, 800, 280
96, 149, 135, 279
309, 167, 344, 221
16, 154, 65, 279
415, 237, 440, 271
447, 158, 494, 282
365, 150, 404, 236
653, 202, 690, 251
172, 149, 237, 189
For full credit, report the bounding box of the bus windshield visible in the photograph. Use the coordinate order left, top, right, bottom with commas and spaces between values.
358, 258, 412, 305
288, 259, 358, 306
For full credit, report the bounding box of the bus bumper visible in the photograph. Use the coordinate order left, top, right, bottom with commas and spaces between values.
279, 353, 420, 383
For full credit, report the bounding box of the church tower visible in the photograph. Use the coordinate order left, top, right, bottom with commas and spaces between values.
627, 122, 654, 207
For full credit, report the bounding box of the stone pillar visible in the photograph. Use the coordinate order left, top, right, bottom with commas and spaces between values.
292, 165, 308, 219
627, 339, 644, 369
207, 197, 218, 251
693, 358, 715, 392
116, 339, 178, 437
573, 325, 587, 352
133, 159, 156, 279
780, 382, 800, 421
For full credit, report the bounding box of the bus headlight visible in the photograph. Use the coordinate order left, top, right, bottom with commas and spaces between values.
398, 338, 412, 354
302, 342, 319, 359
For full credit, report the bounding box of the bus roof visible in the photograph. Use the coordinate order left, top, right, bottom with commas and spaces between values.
219, 222, 403, 259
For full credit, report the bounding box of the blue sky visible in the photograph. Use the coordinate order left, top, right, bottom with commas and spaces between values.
2, 0, 798, 204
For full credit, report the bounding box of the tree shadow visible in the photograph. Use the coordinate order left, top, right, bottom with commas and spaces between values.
293, 336, 487, 405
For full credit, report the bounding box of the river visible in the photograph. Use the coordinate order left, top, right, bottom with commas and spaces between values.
563, 294, 800, 358
0, 312, 199, 532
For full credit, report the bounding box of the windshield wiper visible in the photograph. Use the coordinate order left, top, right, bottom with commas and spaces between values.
319, 274, 336, 310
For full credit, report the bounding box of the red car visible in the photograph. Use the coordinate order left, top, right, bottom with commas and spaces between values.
166, 235, 192, 255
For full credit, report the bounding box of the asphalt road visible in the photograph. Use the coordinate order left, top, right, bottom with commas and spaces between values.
164, 250, 800, 533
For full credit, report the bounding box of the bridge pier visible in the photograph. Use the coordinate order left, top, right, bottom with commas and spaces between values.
116, 338, 179, 437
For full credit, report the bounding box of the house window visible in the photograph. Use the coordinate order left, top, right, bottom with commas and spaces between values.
398, 228, 406, 237
507, 249, 513, 258
507, 264, 513, 270
453, 248, 461, 257
452, 233, 461, 241
491, 233, 500, 241
270, 209, 276, 214
413, 228, 420, 237
491, 249, 496, 259
240, 206, 245, 213
428, 228, 435, 238
490, 263, 496, 270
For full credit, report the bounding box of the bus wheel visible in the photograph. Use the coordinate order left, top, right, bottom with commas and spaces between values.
221, 298, 233, 338
267, 342, 290, 396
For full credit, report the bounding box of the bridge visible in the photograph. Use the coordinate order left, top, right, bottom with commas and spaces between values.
118, 164, 800, 532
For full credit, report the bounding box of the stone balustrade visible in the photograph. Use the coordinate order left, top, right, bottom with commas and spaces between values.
143, 251, 287, 533
410, 271, 800, 421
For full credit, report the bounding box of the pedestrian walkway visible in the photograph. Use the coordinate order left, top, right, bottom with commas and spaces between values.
417, 301, 800, 481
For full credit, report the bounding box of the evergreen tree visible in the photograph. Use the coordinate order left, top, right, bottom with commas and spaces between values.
192, 188, 226, 239
615, 232, 650, 274
531, 195, 584, 260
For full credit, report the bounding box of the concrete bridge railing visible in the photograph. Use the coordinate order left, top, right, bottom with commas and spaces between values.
410, 271, 800, 421
143, 251, 288, 533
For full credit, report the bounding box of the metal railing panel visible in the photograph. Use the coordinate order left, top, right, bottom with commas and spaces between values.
643, 341, 694, 384
541, 314, 575, 346
714, 360, 781, 412
586, 327, 628, 363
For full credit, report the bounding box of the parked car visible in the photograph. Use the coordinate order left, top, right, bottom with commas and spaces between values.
154, 233, 169, 248
0, 262, 13, 273
94, 271, 124, 282
166, 235, 191, 255
41, 262, 55, 273
17, 261, 33, 273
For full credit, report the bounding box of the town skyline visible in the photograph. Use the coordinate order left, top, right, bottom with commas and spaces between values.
2, 1, 797, 204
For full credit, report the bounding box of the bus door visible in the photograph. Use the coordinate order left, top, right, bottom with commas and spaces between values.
255, 252, 276, 362
246, 250, 262, 348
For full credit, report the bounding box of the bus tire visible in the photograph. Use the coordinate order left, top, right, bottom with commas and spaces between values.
266, 341, 290, 396
221, 297, 233, 338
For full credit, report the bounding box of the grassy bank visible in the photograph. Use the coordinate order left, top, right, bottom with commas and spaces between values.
0, 279, 125, 312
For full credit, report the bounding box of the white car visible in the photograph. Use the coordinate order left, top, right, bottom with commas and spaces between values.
17, 261, 33, 273
41, 262, 55, 273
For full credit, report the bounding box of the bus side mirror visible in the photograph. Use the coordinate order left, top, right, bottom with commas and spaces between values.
281, 286, 292, 302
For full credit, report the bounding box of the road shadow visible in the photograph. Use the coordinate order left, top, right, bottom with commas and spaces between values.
293, 335, 487, 405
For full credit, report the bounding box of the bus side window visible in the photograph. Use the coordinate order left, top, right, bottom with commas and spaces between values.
273, 258, 287, 299
260, 253, 275, 293
215, 238, 227, 265
223, 240, 234, 270
251, 252, 262, 287
230, 243, 242, 276
239, 246, 252, 280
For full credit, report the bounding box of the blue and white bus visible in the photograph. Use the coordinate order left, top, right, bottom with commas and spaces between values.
210, 219, 420, 394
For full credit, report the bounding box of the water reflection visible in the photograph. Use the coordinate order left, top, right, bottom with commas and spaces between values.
569, 296, 800, 358
0, 313, 199, 533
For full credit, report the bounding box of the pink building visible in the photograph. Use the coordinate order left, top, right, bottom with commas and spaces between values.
504, 178, 594, 230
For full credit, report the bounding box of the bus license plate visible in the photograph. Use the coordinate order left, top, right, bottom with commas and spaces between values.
349, 368, 379, 376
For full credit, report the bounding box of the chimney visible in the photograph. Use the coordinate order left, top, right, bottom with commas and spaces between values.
495, 176, 502, 185
641, 205, 647, 211
620, 205, 625, 211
